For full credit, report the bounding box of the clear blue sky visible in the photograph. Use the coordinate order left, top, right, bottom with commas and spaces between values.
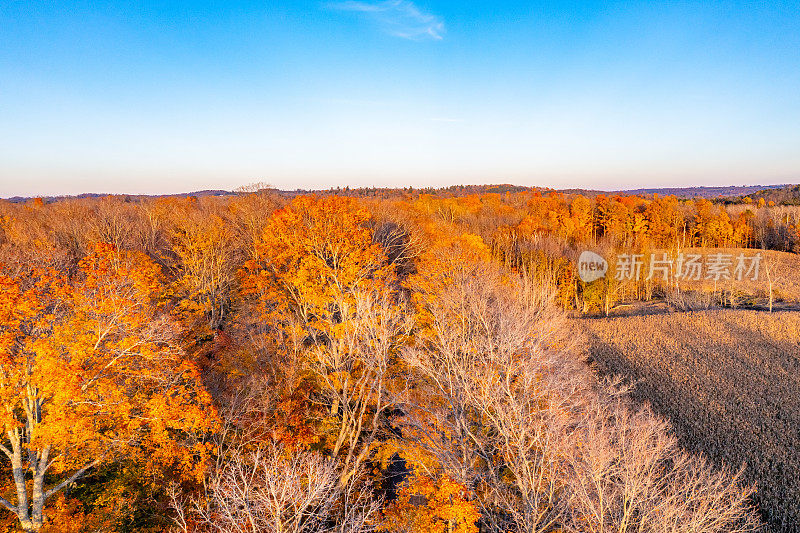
2, 0, 799, 195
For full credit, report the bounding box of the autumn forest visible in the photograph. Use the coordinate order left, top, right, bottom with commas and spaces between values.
1, 186, 799, 532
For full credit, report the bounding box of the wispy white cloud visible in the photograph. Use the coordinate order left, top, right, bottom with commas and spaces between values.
329, 0, 444, 41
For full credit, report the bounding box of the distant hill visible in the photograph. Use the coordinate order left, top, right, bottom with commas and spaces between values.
4, 183, 797, 203
306, 183, 795, 200
3, 190, 235, 204
728, 184, 800, 205
559, 184, 790, 199
610, 184, 790, 199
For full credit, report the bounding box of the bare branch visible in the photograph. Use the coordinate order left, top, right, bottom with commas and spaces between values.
43, 457, 102, 501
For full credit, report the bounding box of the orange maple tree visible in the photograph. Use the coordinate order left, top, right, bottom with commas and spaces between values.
381, 473, 480, 533
242, 194, 395, 329
241, 195, 404, 484
0, 244, 217, 532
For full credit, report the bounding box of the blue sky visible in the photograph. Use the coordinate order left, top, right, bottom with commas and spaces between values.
1, 0, 799, 195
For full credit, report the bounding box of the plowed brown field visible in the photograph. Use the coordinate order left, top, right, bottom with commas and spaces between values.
580, 310, 800, 532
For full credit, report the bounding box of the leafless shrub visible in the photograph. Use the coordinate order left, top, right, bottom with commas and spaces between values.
665, 287, 715, 311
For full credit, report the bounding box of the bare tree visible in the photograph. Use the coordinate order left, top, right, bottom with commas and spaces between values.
402, 257, 582, 532
564, 388, 761, 533
186, 445, 380, 533
401, 255, 761, 533
311, 289, 410, 487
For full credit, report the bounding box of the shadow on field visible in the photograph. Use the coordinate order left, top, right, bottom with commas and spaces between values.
579, 300, 800, 320
581, 310, 800, 532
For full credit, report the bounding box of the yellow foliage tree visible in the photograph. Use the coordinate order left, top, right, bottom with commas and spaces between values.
0, 244, 218, 532
381, 474, 480, 533
241, 196, 405, 485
